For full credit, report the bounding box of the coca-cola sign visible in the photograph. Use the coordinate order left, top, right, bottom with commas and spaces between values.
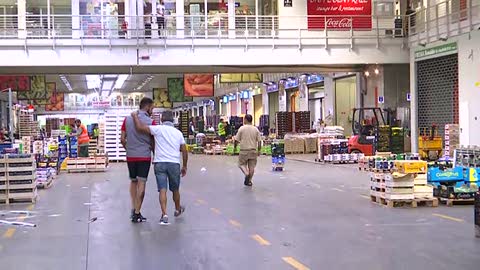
307, 0, 372, 30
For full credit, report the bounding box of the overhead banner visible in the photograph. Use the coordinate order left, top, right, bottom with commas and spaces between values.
307, 0, 372, 30
220, 73, 263, 83
167, 78, 193, 102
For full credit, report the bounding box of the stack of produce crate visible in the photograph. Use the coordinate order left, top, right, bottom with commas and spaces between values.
294, 111, 311, 133
45, 118, 61, 137
376, 125, 391, 152
259, 115, 270, 135
1, 154, 37, 204
275, 112, 293, 139
97, 121, 105, 154
368, 156, 437, 207
390, 127, 404, 154
21, 136, 32, 154
179, 111, 190, 138
18, 110, 39, 138
36, 167, 54, 189
444, 124, 459, 158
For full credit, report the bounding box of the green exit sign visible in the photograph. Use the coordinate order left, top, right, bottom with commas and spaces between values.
415, 42, 457, 60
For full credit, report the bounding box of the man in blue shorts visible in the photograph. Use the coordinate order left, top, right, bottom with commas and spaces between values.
121, 97, 155, 223
131, 110, 188, 225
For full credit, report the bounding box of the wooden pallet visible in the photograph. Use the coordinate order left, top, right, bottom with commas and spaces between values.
67, 168, 107, 173
438, 197, 475, 206
370, 195, 438, 208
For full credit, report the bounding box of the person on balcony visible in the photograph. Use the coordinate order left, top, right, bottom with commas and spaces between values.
145, 11, 152, 39
157, 1, 166, 37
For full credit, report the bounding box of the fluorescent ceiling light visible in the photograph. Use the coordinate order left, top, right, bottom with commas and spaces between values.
86, 75, 101, 89
103, 75, 117, 79
114, 74, 129, 89
59, 74, 73, 91
102, 80, 115, 91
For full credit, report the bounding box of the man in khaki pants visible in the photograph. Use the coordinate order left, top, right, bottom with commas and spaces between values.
234, 114, 261, 186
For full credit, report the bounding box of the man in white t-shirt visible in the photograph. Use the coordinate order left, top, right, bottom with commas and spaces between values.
132, 110, 188, 225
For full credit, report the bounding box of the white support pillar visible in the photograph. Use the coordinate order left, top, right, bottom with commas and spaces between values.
72, 0, 80, 38
236, 93, 242, 115
18, 0, 26, 39
176, 0, 185, 38
410, 58, 418, 153
47, 0, 51, 37
228, 0, 235, 38
262, 87, 269, 115
278, 82, 287, 112
298, 77, 309, 112
323, 74, 335, 125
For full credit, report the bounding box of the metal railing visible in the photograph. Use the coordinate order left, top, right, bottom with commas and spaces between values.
408, 0, 480, 45
0, 14, 408, 47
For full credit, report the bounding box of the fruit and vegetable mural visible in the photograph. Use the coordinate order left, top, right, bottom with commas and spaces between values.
153, 88, 172, 108
184, 74, 214, 97
167, 78, 192, 102
17, 75, 47, 100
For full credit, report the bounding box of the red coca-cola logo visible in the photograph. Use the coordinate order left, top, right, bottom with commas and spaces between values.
326, 18, 352, 28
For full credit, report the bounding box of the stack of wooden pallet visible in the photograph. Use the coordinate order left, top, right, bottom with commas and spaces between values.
0, 155, 37, 204
104, 113, 128, 161
97, 121, 105, 154
370, 160, 437, 208
66, 156, 108, 173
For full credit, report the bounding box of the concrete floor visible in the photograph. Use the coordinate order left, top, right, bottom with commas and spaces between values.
0, 155, 478, 270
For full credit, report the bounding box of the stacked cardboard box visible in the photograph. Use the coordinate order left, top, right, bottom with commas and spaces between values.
413, 174, 434, 199
444, 124, 459, 158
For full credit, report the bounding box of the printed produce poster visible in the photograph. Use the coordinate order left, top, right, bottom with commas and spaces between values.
307, 0, 372, 30
33, 82, 56, 106
184, 74, 214, 97
17, 75, 47, 100
45, 92, 64, 111
220, 73, 263, 83
0, 75, 30, 91
167, 78, 192, 102
153, 88, 172, 108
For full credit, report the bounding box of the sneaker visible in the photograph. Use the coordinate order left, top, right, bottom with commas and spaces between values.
174, 206, 186, 217
131, 210, 147, 222
138, 212, 147, 221
131, 213, 144, 223
159, 215, 169, 225
244, 175, 252, 186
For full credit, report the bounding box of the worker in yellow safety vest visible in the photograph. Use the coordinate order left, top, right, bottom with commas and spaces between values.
75, 119, 90, 157
218, 118, 227, 143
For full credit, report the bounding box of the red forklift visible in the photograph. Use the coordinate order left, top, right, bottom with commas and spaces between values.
348, 107, 389, 156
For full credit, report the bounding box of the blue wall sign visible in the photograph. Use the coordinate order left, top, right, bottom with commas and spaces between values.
378, 96, 384, 104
